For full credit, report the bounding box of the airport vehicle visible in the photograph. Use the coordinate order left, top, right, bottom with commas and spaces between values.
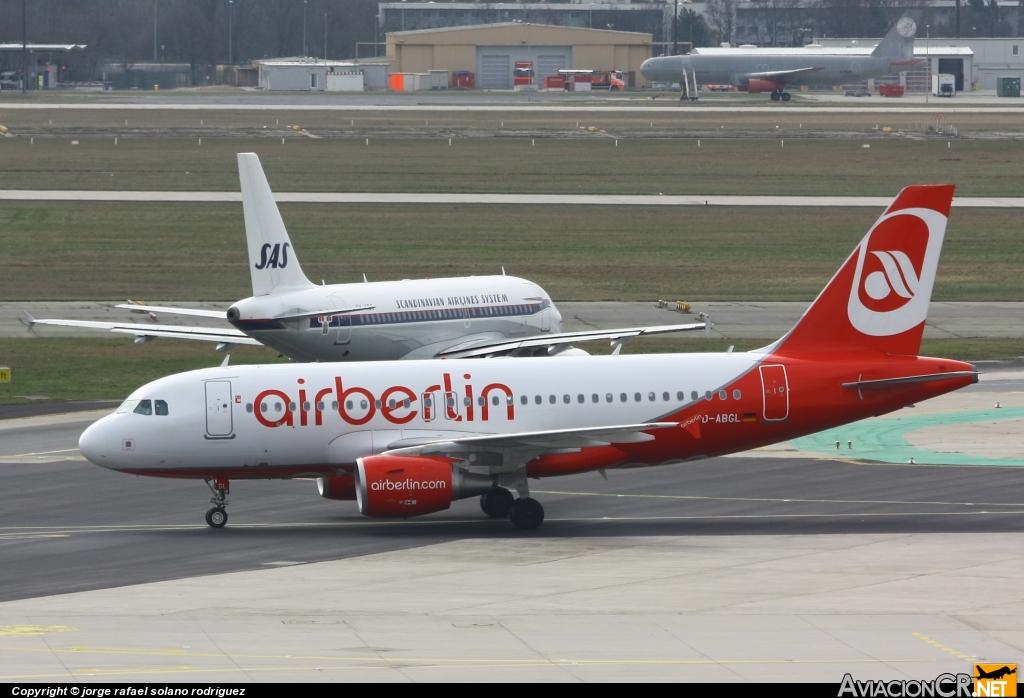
29, 153, 705, 362
513, 61, 534, 87
79, 185, 977, 530
932, 73, 956, 97
640, 14, 920, 101
591, 70, 626, 91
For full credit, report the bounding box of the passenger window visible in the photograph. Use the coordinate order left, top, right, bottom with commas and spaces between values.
464, 397, 472, 406
705, 391, 712, 401
494, 395, 502, 406
577, 394, 585, 404
733, 389, 742, 400
534, 395, 542, 405
288, 402, 297, 412
719, 390, 727, 400
521, 395, 528, 405
274, 402, 283, 412
389, 399, 397, 409
155, 399, 169, 416
549, 395, 556, 405
606, 393, 613, 403
592, 394, 599, 403
691, 391, 698, 401
563, 394, 570, 404
303, 401, 311, 411
133, 399, 152, 415
477, 396, 485, 406
261, 403, 269, 413
317, 401, 325, 410
662, 392, 669, 402
332, 401, 339, 410
648, 392, 656, 402
634, 393, 641, 402
346, 400, 354, 410
620, 393, 627, 402
676, 391, 684, 401
246, 403, 253, 413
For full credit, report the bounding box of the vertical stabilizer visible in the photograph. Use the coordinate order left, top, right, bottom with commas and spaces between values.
238, 152, 314, 296
872, 14, 918, 62
774, 184, 954, 358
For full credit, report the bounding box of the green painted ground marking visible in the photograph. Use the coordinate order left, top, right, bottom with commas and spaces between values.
791, 408, 1024, 466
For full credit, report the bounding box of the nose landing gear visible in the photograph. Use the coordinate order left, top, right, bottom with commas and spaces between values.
204, 478, 229, 528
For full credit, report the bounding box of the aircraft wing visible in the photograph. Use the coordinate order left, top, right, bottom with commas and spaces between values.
435, 321, 712, 359
742, 66, 823, 82
383, 423, 679, 464
273, 305, 375, 321
115, 304, 228, 319
26, 315, 262, 346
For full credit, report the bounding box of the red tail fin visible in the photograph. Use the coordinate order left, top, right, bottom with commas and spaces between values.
775, 185, 954, 357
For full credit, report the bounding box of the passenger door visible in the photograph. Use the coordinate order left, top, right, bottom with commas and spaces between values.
759, 365, 789, 422
205, 381, 234, 437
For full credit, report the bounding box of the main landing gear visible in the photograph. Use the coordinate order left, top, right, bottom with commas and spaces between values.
770, 90, 792, 102
480, 486, 545, 530
204, 478, 229, 528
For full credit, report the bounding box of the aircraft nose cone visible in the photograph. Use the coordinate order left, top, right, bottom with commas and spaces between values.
79, 418, 110, 466
640, 58, 653, 78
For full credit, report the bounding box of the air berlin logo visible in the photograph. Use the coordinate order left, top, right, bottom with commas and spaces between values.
371, 479, 447, 491
847, 208, 946, 337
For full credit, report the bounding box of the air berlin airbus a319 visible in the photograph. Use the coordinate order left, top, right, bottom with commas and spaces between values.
79, 185, 977, 530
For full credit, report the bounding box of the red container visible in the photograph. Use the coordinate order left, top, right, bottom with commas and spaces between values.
452, 71, 475, 89
879, 84, 905, 98
542, 75, 566, 90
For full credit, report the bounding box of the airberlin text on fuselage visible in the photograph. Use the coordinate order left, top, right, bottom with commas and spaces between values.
252, 372, 514, 428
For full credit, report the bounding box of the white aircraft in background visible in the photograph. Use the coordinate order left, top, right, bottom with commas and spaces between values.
29, 153, 707, 361
79, 185, 977, 530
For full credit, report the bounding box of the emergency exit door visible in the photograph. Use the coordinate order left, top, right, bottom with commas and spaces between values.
205, 380, 234, 437
759, 365, 789, 421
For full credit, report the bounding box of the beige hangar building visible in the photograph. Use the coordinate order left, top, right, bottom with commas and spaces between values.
385, 23, 654, 89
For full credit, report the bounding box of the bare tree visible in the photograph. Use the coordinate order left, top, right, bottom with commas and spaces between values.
750, 0, 803, 46
704, 0, 736, 46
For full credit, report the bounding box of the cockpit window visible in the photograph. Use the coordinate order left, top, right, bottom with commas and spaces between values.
133, 399, 153, 415
116, 399, 140, 414
155, 399, 169, 416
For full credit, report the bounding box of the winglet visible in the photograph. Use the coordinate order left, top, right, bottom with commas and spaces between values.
24, 311, 36, 331
237, 153, 315, 297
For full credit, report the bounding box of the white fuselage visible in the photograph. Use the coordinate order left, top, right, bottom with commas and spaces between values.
79, 352, 764, 476
228, 275, 561, 362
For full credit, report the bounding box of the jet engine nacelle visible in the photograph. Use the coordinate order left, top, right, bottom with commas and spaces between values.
355, 454, 494, 518
744, 79, 782, 93
317, 475, 356, 500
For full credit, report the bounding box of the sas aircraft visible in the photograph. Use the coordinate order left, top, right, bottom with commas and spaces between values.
29, 153, 706, 362
641, 15, 919, 101
79, 185, 977, 530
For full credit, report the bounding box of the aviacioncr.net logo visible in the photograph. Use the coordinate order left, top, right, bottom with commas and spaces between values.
839, 672, 972, 698
847, 208, 947, 337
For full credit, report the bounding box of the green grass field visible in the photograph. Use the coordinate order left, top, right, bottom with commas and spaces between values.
1, 336, 1019, 405
2, 136, 1023, 195
2, 203, 1021, 302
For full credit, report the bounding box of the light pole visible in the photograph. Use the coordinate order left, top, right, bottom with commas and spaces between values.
303, 0, 308, 57
925, 24, 929, 104
673, 0, 678, 55
153, 0, 158, 62
22, 0, 27, 92
324, 13, 328, 61
228, 0, 233, 67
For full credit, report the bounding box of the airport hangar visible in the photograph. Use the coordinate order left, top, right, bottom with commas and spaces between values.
386, 23, 655, 89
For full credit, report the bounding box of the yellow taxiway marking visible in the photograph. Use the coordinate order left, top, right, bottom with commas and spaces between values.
912, 633, 974, 661
536, 490, 1024, 509
0, 448, 79, 458
0, 625, 77, 638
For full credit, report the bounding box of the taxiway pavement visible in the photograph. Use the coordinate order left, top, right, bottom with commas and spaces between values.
7, 301, 1024, 341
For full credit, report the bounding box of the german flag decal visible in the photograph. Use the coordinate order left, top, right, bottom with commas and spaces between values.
742, 413, 757, 423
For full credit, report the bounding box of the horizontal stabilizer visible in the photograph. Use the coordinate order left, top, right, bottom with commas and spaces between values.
28, 317, 262, 346
842, 371, 978, 390
115, 304, 228, 319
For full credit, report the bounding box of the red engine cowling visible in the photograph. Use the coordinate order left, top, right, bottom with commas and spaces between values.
355, 454, 493, 518
317, 475, 356, 500
744, 78, 781, 93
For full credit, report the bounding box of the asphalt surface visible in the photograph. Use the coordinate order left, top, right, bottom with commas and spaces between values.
2, 410, 1024, 604
3, 190, 1023, 207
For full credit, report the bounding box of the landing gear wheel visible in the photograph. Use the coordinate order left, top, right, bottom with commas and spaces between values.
770, 91, 781, 102
206, 507, 228, 528
509, 497, 545, 530
781, 92, 792, 102
480, 487, 514, 519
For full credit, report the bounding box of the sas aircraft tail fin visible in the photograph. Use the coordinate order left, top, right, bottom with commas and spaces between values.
237, 152, 315, 297
773, 184, 954, 358
872, 14, 918, 62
